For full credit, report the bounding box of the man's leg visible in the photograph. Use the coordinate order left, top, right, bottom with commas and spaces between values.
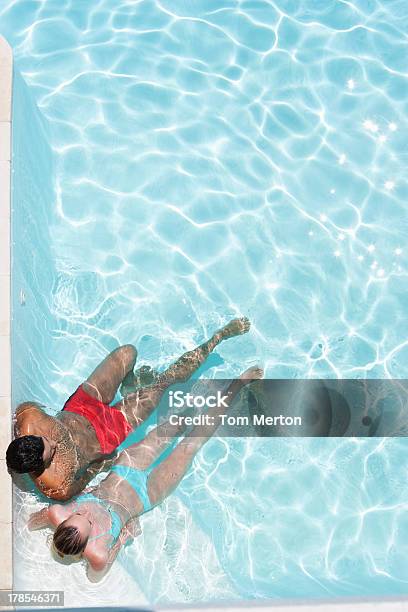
120, 365, 157, 397
155, 317, 250, 387
82, 345, 137, 405
113, 317, 251, 428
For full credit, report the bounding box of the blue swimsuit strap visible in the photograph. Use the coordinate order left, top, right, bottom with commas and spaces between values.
74, 493, 123, 543
110, 464, 153, 514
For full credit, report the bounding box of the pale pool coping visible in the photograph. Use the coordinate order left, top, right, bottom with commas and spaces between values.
158, 597, 408, 612
0, 34, 13, 596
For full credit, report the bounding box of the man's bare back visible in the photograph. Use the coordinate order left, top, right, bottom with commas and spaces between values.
15, 402, 105, 500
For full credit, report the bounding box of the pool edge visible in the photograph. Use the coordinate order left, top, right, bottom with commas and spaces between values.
0, 33, 13, 596
156, 595, 408, 611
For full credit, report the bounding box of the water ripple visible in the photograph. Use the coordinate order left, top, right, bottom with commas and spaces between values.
1, 0, 408, 606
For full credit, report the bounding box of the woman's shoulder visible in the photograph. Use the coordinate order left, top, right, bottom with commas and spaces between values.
84, 541, 109, 572
48, 503, 73, 526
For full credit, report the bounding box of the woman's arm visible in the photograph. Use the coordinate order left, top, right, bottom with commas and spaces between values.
27, 507, 51, 531
120, 516, 141, 544
86, 518, 141, 582
86, 539, 122, 582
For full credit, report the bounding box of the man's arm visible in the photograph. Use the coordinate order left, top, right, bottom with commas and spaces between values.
38, 466, 99, 502
14, 402, 44, 437
43, 453, 118, 501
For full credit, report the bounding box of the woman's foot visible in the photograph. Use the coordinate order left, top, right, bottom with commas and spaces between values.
224, 366, 263, 409
239, 365, 264, 384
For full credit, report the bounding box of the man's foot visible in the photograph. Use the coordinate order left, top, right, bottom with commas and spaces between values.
219, 317, 251, 340
239, 365, 264, 384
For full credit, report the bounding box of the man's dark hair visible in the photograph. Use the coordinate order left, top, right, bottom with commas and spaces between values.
6, 436, 45, 474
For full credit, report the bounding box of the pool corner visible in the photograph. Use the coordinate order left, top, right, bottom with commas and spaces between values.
0, 33, 13, 595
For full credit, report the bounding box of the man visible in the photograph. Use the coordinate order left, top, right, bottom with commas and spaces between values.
6, 317, 250, 501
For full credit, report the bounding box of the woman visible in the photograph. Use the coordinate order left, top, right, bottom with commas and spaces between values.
28, 366, 263, 579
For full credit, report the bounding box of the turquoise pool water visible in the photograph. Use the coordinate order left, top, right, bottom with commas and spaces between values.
2, 0, 408, 605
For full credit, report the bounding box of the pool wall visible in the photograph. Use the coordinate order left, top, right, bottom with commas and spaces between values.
0, 33, 12, 595
11, 63, 57, 409
1, 32, 58, 595
160, 599, 408, 612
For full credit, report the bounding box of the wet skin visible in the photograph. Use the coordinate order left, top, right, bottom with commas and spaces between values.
15, 402, 110, 500
28, 365, 263, 579
13, 318, 251, 501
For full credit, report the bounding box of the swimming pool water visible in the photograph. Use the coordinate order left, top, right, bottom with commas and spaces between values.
1, 0, 408, 606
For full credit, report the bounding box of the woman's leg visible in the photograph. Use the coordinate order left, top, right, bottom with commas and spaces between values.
115, 412, 191, 470
114, 318, 251, 429
146, 366, 263, 506
83, 345, 137, 405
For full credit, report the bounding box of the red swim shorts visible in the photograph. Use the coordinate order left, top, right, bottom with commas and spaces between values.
63, 385, 132, 454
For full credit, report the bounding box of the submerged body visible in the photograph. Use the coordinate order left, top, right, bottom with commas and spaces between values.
28, 366, 263, 578
7, 318, 251, 500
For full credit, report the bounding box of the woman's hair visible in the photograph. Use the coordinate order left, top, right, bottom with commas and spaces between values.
53, 521, 89, 557
6, 436, 45, 474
